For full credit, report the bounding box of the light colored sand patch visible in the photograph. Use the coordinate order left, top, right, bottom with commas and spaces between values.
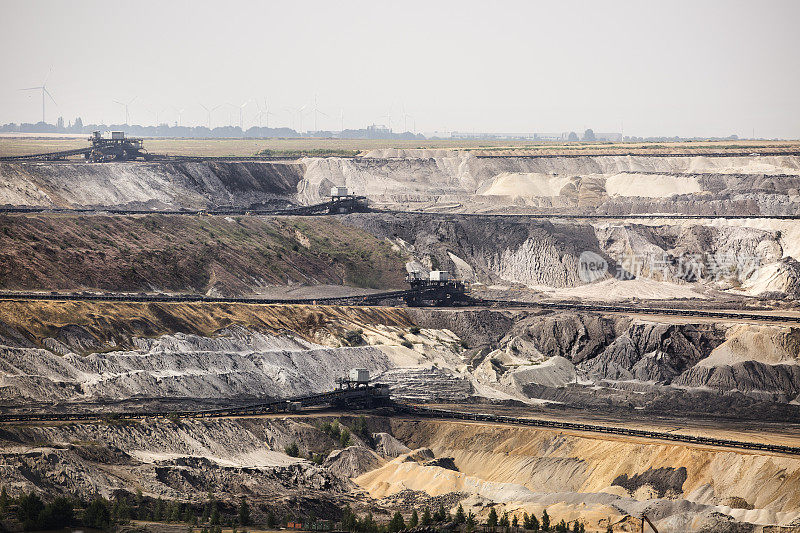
539, 277, 704, 301
355, 451, 542, 501
129, 449, 302, 467
591, 218, 800, 262
739, 260, 798, 296
686, 156, 800, 175
707, 218, 800, 261
696, 325, 800, 367
480, 173, 573, 197
448, 251, 477, 282
605, 173, 701, 197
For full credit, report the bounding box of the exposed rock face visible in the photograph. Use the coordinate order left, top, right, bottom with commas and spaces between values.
0, 417, 352, 502
2, 414, 792, 532
404, 308, 515, 349
344, 213, 604, 288
583, 322, 725, 383
499, 313, 625, 364
301, 153, 800, 215
0, 214, 406, 295
3, 299, 798, 414
673, 325, 800, 401
362, 418, 800, 529
675, 362, 800, 402
372, 433, 411, 458
741, 257, 800, 297
612, 466, 688, 498
0, 160, 304, 209
0, 327, 398, 405
374, 367, 474, 402
323, 446, 385, 478
343, 213, 796, 298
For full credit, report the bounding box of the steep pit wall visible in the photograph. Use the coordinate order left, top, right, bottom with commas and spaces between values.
0, 214, 407, 294
0, 416, 359, 514
300, 154, 800, 215
0, 160, 304, 209
342, 213, 799, 298
2, 154, 798, 214
343, 213, 603, 288
0, 300, 414, 406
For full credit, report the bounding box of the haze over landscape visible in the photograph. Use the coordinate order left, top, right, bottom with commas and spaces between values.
1, 0, 799, 137
1, 2, 800, 533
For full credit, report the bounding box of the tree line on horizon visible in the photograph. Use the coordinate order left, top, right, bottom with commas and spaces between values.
0, 117, 425, 140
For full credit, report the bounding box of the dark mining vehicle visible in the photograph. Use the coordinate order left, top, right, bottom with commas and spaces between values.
403, 270, 471, 307
328, 186, 369, 214
85, 131, 151, 162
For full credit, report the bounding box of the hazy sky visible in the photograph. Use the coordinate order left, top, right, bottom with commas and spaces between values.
1, 0, 798, 138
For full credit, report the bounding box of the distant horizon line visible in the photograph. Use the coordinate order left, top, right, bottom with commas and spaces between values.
0, 120, 780, 142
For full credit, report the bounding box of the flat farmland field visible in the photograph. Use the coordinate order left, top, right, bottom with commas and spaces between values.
1, 134, 798, 158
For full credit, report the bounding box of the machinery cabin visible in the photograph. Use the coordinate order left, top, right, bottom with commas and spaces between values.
336, 368, 371, 389
328, 186, 369, 214
403, 270, 470, 307
86, 131, 150, 162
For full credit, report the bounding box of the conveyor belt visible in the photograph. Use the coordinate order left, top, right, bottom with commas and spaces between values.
0, 291, 796, 325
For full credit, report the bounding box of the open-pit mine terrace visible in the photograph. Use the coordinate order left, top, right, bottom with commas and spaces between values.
1, 143, 799, 532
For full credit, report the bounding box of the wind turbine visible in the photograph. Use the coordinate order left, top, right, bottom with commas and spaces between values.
255, 99, 276, 128
200, 103, 221, 129
380, 111, 392, 131
296, 105, 308, 133
283, 107, 296, 130
145, 106, 158, 125
263, 100, 276, 128
311, 95, 328, 132
401, 104, 415, 133
230, 100, 251, 130
287, 105, 308, 133
145, 105, 170, 126
172, 106, 186, 127
339, 109, 345, 132
405, 113, 416, 133
20, 69, 56, 124
113, 96, 137, 125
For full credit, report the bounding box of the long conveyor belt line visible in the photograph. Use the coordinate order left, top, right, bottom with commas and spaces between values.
0, 291, 798, 324
0, 147, 91, 161
394, 404, 800, 456
0, 385, 384, 423
0, 289, 415, 306
1, 204, 797, 219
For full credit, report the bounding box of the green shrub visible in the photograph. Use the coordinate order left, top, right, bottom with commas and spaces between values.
284, 442, 300, 457
309, 452, 325, 465
344, 329, 365, 346
339, 428, 351, 448
84, 498, 111, 529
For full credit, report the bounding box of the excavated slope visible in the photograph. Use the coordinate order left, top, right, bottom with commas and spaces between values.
343, 213, 798, 298
300, 153, 800, 215
359, 419, 800, 529
0, 160, 304, 209
3, 300, 800, 415
0, 214, 406, 294
3, 412, 798, 530
0, 416, 358, 508
2, 154, 799, 215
